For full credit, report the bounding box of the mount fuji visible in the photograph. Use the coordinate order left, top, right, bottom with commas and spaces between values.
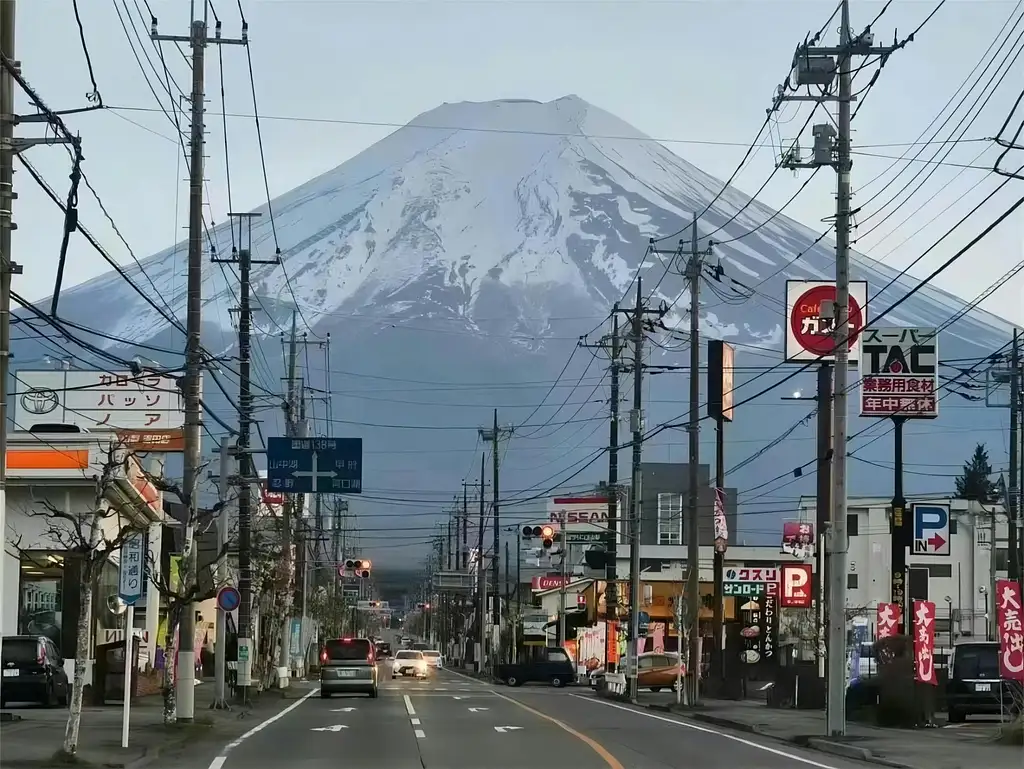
18, 95, 1013, 561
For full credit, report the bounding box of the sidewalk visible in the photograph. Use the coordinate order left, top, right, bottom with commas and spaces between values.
0, 679, 317, 769
637, 694, 1022, 769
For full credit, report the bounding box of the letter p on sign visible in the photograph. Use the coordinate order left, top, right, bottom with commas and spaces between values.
780, 564, 813, 608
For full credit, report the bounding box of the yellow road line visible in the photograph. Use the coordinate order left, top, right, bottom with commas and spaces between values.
491, 690, 624, 769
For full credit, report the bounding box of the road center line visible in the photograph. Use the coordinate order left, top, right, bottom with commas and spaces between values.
571, 694, 846, 769
490, 690, 623, 769
411, 717, 421, 725
414, 728, 426, 739
404, 694, 416, 716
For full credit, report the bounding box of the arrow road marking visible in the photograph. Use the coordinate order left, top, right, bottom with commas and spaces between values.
311, 725, 349, 732
330, 707, 357, 712
493, 726, 523, 733
468, 707, 489, 712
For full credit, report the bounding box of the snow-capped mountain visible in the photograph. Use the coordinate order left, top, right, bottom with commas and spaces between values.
21, 95, 1015, 561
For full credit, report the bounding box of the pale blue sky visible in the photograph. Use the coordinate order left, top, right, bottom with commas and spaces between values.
12, 0, 1024, 323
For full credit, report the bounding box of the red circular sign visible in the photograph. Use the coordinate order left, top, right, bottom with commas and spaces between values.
790, 284, 864, 356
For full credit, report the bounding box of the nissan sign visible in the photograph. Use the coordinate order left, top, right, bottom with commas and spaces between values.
780, 564, 813, 608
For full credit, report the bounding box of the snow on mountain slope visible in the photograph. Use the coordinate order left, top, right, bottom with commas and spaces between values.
49, 94, 1013, 352
26, 96, 1020, 561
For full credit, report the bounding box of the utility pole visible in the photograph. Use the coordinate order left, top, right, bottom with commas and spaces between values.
462, 481, 469, 570
815, 363, 833, 679
777, 0, 902, 736
613, 276, 663, 701
683, 215, 707, 707
213, 211, 276, 702
479, 411, 512, 637
580, 309, 622, 671
152, 10, 246, 723
1009, 331, 1020, 582
212, 437, 233, 710
476, 453, 487, 674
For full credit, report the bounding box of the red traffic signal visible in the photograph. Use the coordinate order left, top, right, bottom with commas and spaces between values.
344, 558, 372, 578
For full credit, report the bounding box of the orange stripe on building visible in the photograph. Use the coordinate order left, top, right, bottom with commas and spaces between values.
7, 449, 89, 470
133, 478, 160, 510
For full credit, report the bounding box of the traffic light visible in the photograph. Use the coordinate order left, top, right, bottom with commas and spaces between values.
522, 524, 558, 550
368, 600, 382, 609
345, 558, 372, 578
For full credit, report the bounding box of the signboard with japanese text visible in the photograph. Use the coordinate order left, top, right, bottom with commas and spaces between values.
707, 340, 735, 422
723, 581, 765, 597
995, 579, 1024, 681
912, 503, 950, 556
548, 496, 609, 536
266, 437, 362, 495
780, 564, 813, 608
117, 533, 146, 605
912, 600, 937, 685
781, 521, 814, 559
876, 602, 901, 639
784, 280, 868, 363
713, 487, 728, 553
724, 567, 778, 584
13, 369, 186, 434
860, 327, 938, 419
738, 592, 778, 668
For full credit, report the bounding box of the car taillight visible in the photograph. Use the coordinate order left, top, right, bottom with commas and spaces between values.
37, 642, 44, 665
320, 649, 328, 663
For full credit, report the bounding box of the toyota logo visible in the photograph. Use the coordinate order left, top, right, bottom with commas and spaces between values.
21, 388, 59, 415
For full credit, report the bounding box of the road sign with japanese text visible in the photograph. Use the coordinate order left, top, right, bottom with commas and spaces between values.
266, 437, 362, 495
860, 327, 938, 419
784, 281, 868, 363
117, 533, 146, 605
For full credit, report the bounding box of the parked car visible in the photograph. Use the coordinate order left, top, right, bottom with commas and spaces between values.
946, 640, 1022, 722
497, 647, 575, 687
392, 650, 427, 678
1, 635, 70, 708
637, 652, 685, 692
319, 637, 378, 698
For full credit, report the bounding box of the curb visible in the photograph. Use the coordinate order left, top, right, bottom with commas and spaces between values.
650, 708, 914, 769
122, 730, 195, 769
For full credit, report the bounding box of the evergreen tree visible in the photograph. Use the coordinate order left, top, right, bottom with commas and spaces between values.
955, 443, 999, 503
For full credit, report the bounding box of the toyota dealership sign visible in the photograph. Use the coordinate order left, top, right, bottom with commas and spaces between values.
785, 281, 868, 363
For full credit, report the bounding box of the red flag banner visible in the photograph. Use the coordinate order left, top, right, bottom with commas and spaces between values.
876, 602, 900, 640
995, 579, 1024, 681
912, 600, 937, 685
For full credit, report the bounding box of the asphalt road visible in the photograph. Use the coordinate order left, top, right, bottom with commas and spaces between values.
177, 667, 881, 769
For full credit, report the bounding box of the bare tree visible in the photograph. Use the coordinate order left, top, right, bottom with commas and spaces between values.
141, 463, 233, 724
23, 444, 146, 760
247, 503, 291, 689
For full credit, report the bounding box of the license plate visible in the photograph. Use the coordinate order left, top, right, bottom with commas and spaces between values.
2, 669, 18, 677
337, 669, 357, 678
976, 682, 992, 692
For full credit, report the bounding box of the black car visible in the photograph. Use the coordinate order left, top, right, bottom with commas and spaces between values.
946, 640, 1022, 722
497, 646, 575, 687
1, 635, 70, 707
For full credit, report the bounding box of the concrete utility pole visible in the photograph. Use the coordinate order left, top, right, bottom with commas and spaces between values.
212, 438, 234, 709
1009, 331, 1020, 582
479, 411, 512, 634
213, 212, 275, 701
815, 363, 833, 679
683, 216, 706, 707
580, 309, 623, 671
777, 0, 902, 737
613, 278, 663, 700
152, 11, 245, 722
476, 453, 487, 674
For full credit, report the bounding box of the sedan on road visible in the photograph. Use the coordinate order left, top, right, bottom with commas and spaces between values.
391, 650, 427, 678
422, 650, 443, 669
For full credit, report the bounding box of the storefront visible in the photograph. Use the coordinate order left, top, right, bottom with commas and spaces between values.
1, 432, 164, 682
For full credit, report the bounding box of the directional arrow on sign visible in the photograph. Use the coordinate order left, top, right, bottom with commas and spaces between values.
311, 725, 349, 732
330, 707, 357, 712
468, 707, 489, 712
494, 726, 523, 733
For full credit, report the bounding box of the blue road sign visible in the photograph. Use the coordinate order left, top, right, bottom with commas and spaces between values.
912, 503, 950, 556
217, 586, 241, 612
266, 437, 362, 495
117, 533, 146, 605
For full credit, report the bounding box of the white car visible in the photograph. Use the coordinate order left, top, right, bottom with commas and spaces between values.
392, 650, 427, 678
422, 650, 443, 669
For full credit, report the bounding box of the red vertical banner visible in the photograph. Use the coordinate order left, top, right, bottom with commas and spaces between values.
876, 602, 901, 639
912, 600, 937, 685
995, 579, 1024, 680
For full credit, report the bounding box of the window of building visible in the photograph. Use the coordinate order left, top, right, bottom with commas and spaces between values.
996, 548, 1009, 572
927, 563, 952, 578
949, 517, 958, 535
847, 513, 859, 536
847, 573, 859, 589
657, 493, 683, 545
